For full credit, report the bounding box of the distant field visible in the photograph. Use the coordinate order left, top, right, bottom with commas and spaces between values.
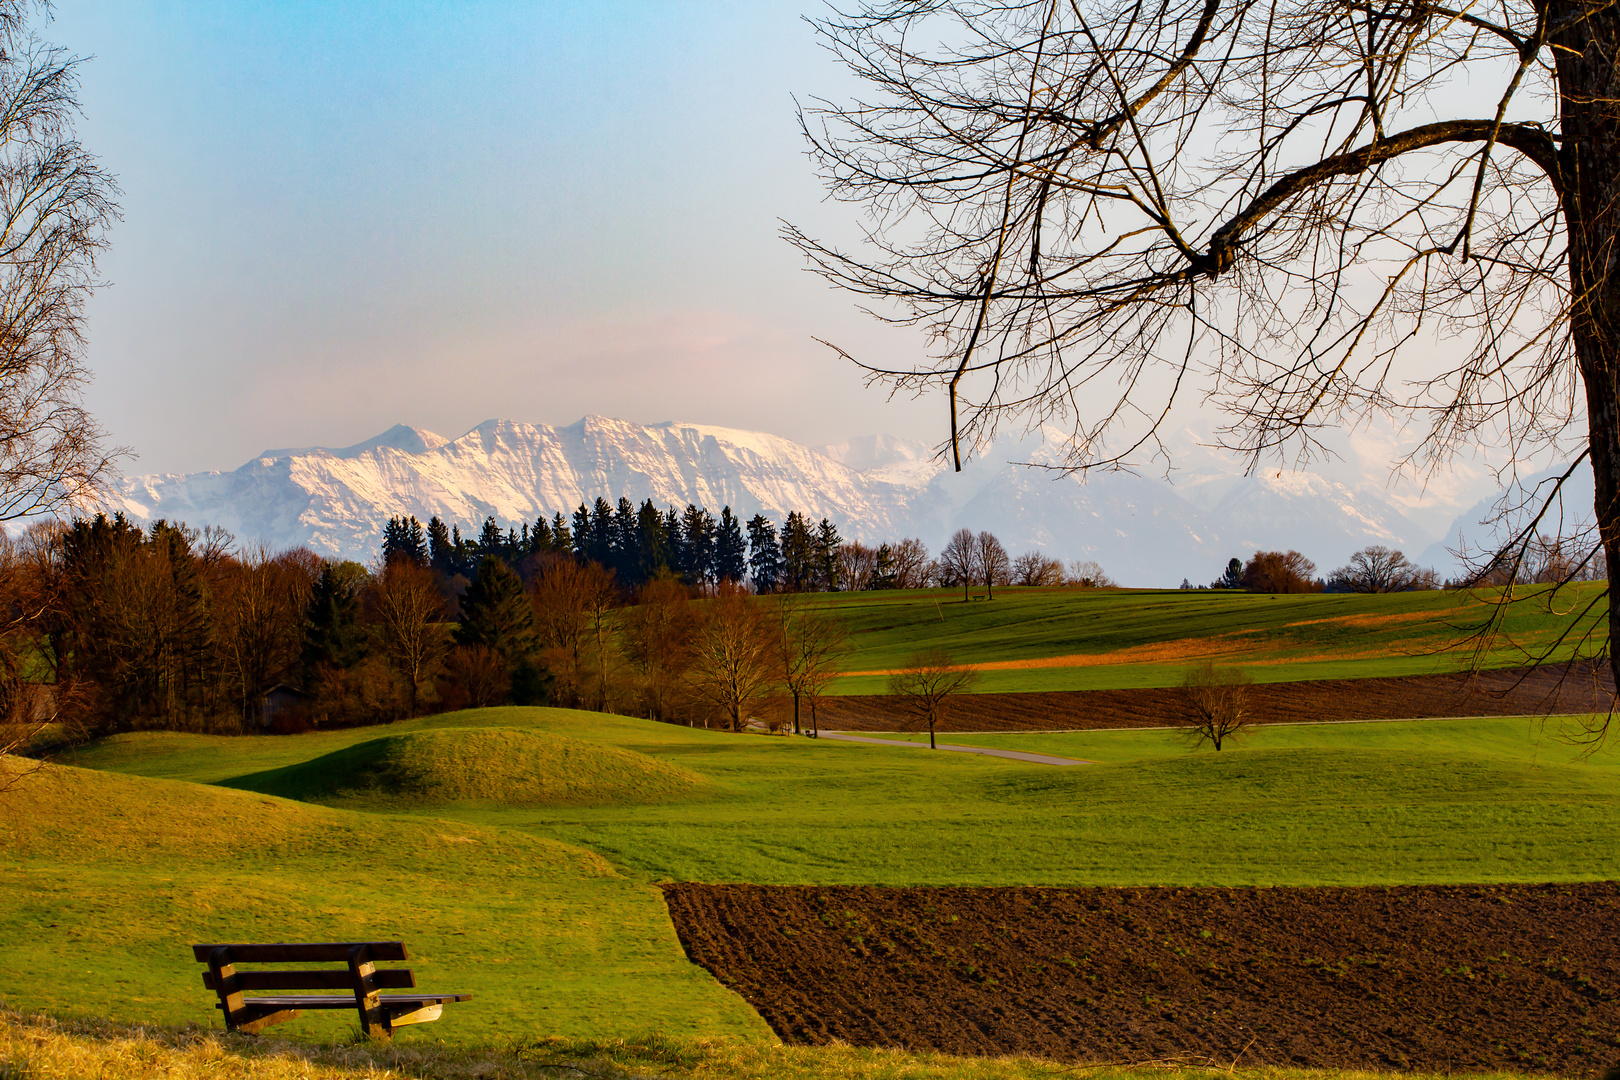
807, 585, 1608, 693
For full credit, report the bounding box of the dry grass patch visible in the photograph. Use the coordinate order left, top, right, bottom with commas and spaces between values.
0, 1011, 1572, 1080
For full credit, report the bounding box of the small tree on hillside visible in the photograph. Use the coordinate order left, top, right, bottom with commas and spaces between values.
939, 529, 980, 601
887, 649, 979, 749
1328, 546, 1427, 594
1179, 661, 1253, 751
686, 583, 782, 731
1242, 551, 1320, 594
774, 594, 852, 736
975, 532, 1009, 597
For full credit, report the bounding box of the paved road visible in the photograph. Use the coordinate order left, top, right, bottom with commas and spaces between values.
816, 731, 1093, 766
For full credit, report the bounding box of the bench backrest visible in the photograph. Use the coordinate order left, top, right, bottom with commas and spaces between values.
193, 941, 417, 1035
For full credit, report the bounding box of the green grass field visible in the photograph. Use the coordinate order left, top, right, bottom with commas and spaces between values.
9, 700, 1616, 1055
812, 584, 1609, 693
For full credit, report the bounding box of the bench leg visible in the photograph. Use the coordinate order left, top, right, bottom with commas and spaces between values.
387, 1003, 443, 1027
237, 1008, 302, 1035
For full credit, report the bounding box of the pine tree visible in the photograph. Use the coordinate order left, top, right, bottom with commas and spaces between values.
680, 504, 716, 588
715, 507, 747, 584
663, 507, 685, 577
571, 504, 591, 560
427, 517, 454, 575
872, 543, 897, 590
551, 512, 573, 556
637, 499, 672, 582
780, 512, 816, 592
454, 555, 537, 663
815, 518, 843, 591
746, 514, 782, 593
587, 497, 615, 565
304, 560, 367, 670
612, 495, 638, 582
476, 517, 505, 562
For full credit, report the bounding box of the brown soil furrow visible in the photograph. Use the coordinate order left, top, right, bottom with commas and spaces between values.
662, 882, 1620, 1076
818, 664, 1616, 731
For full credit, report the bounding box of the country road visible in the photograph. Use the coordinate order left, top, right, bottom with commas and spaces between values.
815, 731, 1092, 766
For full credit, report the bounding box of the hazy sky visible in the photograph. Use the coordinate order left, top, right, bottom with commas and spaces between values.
43, 1, 1547, 535
52, 1, 941, 477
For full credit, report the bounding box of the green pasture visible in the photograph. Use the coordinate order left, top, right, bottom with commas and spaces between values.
8, 704, 1619, 1053
807, 584, 1609, 693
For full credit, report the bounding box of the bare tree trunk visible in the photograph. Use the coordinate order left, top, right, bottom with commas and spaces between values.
1560, 1, 1620, 693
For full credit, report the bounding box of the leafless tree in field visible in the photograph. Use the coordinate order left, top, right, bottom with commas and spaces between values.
1329, 545, 1429, 592
1014, 550, 1067, 586
1179, 660, 1254, 750
686, 583, 783, 732
939, 528, 981, 599
887, 648, 981, 748
975, 531, 1011, 596
790, 0, 1620, 708
773, 593, 853, 735
890, 537, 934, 588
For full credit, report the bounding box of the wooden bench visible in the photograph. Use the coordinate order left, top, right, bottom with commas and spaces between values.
192, 940, 471, 1038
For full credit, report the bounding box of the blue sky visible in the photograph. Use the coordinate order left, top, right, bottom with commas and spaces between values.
52, 1, 936, 475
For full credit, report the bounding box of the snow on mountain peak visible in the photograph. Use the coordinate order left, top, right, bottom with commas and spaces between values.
110, 416, 1445, 586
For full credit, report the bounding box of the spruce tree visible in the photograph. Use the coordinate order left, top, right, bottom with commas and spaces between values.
746, 514, 782, 593
637, 499, 672, 581
551, 512, 573, 555
571, 504, 591, 560
587, 497, 615, 565
477, 517, 505, 561
780, 512, 816, 592
680, 504, 716, 588
715, 507, 747, 583
304, 560, 367, 670
427, 516, 454, 575
815, 518, 843, 591
455, 555, 537, 662
612, 497, 638, 583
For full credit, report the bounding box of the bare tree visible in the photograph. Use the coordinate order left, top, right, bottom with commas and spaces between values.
890, 537, 934, 588
1179, 660, 1253, 750
622, 577, 697, 723
529, 556, 615, 708
791, 0, 1620, 699
367, 556, 448, 718
887, 648, 980, 749
1068, 560, 1116, 588
0, 5, 122, 526
213, 545, 317, 726
1013, 551, 1067, 586
938, 528, 981, 600
773, 594, 852, 736
1329, 546, 1427, 592
686, 583, 782, 732
1242, 551, 1320, 593
975, 531, 1011, 597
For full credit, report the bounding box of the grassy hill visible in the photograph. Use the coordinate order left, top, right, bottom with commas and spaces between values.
9, 703, 1619, 1061
0, 751, 768, 1045
224, 726, 712, 809
808, 584, 1608, 693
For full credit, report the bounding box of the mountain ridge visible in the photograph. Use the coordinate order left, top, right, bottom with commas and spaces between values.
111, 415, 1445, 587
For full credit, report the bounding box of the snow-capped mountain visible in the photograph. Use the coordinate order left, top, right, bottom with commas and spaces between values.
1418, 462, 1597, 577
110, 415, 1440, 587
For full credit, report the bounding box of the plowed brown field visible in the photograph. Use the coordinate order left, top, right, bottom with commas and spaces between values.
817, 664, 1616, 731
663, 882, 1620, 1076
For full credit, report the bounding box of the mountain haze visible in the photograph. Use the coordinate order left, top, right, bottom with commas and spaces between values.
112, 416, 1443, 587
